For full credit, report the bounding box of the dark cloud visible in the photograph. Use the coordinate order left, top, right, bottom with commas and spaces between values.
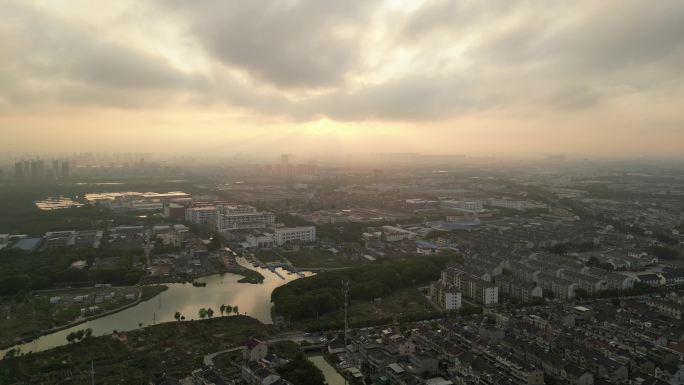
0, 2, 202, 107
1, 0, 683, 125
162, 0, 380, 89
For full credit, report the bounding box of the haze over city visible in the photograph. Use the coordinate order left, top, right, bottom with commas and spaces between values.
1, 0, 683, 158
3, 2, 684, 385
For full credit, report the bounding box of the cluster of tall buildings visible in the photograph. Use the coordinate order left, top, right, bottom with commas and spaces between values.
254, 154, 318, 178
14, 159, 70, 180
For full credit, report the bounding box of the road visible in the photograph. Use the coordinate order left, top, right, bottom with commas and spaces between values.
202, 332, 319, 366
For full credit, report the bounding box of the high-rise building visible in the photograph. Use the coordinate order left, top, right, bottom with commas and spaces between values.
52, 160, 61, 179
61, 161, 70, 179
30, 160, 44, 179
14, 161, 24, 179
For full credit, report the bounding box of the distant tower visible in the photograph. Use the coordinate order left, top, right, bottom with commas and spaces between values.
14, 161, 24, 179
61, 161, 70, 179
30, 160, 40, 179
52, 160, 61, 179
373, 169, 384, 184
281, 153, 290, 165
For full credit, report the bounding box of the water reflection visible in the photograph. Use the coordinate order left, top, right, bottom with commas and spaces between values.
308, 354, 346, 385
2, 261, 308, 355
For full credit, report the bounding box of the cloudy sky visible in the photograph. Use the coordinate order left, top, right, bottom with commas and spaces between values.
1, 0, 683, 158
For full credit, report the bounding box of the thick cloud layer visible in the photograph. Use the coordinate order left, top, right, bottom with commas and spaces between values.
0, 0, 683, 156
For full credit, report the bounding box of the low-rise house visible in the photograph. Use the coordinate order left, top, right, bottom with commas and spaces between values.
241, 361, 283, 385
243, 337, 269, 362
192, 366, 233, 385
650, 300, 684, 320
409, 352, 438, 375
637, 274, 665, 286
562, 364, 593, 385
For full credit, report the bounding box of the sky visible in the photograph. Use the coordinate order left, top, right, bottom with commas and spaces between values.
1, 0, 683, 159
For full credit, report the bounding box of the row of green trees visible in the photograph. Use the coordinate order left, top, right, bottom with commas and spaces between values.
172, 304, 241, 321
66, 328, 93, 344
0, 247, 143, 296
271, 255, 456, 321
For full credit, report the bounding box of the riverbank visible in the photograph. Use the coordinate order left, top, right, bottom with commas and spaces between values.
0, 285, 168, 351
2, 266, 308, 356
1, 315, 272, 383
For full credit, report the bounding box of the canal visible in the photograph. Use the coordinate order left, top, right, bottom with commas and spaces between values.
308, 354, 346, 385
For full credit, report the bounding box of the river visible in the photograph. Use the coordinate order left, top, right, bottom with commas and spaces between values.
2, 259, 308, 356
308, 354, 346, 385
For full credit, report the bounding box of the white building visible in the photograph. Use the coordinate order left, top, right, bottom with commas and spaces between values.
381, 226, 417, 242
185, 206, 218, 224
430, 282, 462, 310
274, 226, 316, 246
440, 200, 484, 213
217, 211, 275, 231
243, 234, 275, 249
219, 204, 257, 215
488, 198, 547, 211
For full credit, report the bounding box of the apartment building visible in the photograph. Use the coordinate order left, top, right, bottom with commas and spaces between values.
430, 281, 462, 310
536, 273, 577, 300
217, 211, 275, 231
496, 275, 543, 303
274, 226, 316, 246
441, 266, 499, 305
185, 206, 218, 225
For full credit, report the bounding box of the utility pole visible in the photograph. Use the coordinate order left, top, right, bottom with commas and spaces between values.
91, 360, 95, 385
342, 280, 350, 385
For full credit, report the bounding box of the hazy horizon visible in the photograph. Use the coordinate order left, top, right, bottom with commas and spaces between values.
1, 0, 683, 158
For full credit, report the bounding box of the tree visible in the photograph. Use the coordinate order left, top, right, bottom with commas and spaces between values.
233, 305, 239, 315
66, 332, 76, 344
586, 256, 600, 267
198, 308, 208, 319
598, 263, 615, 271
207, 308, 214, 318
220, 304, 226, 316
575, 288, 589, 300
226, 305, 233, 316
277, 353, 326, 385
84, 328, 93, 339
3, 348, 20, 359
174, 311, 182, 321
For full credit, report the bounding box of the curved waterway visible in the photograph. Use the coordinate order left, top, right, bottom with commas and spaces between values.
308, 354, 346, 385
2, 259, 309, 356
